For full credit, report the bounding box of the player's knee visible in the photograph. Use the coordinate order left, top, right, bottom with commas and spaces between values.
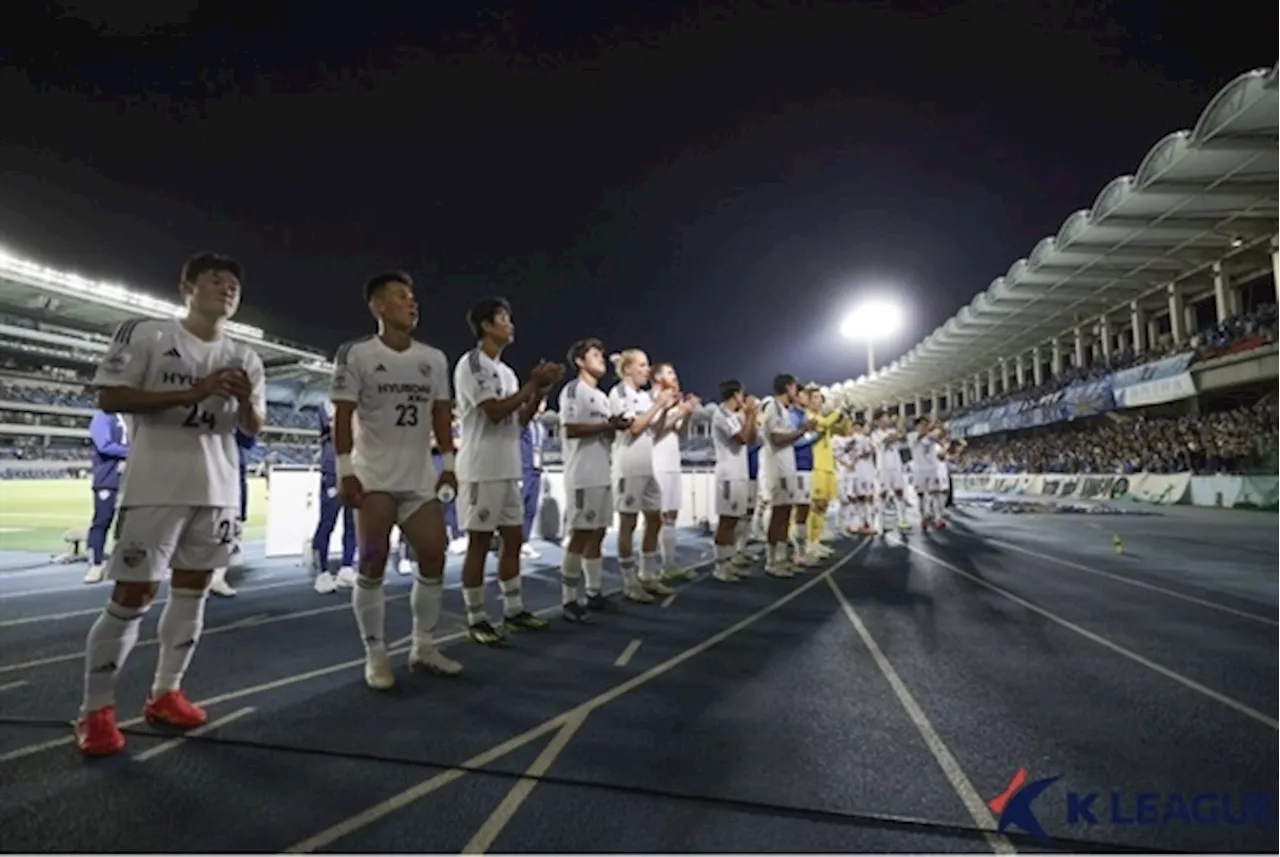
111, 580, 159, 608
359, 545, 390, 574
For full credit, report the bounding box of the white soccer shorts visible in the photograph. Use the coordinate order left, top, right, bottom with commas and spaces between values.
879, 467, 906, 495
746, 479, 758, 510
566, 485, 613, 531
655, 470, 682, 511
458, 479, 524, 532
793, 471, 812, 506
767, 471, 797, 506
912, 470, 941, 495
852, 465, 878, 498
714, 478, 751, 518
108, 505, 240, 582
615, 474, 663, 514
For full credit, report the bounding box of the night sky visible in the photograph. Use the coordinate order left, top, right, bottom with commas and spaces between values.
1, 2, 1274, 398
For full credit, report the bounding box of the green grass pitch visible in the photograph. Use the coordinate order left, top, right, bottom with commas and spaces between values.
0, 478, 269, 555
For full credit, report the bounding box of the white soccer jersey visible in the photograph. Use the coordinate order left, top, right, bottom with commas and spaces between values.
608, 382, 658, 478
711, 406, 748, 482
910, 432, 938, 476
558, 378, 612, 489
652, 409, 683, 474
831, 435, 854, 473
454, 348, 523, 483
94, 318, 265, 509
763, 398, 796, 475
330, 335, 450, 493
871, 428, 904, 472
851, 434, 876, 470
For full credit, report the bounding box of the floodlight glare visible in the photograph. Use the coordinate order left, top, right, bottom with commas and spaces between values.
839, 298, 903, 342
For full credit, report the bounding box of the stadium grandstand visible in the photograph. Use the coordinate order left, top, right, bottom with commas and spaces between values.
0, 62, 1276, 856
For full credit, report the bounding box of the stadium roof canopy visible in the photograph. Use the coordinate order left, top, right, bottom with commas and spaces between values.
836, 62, 1280, 409
0, 251, 333, 384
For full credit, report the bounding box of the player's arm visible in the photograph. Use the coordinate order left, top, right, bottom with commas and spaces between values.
458, 357, 539, 424
767, 406, 808, 447
89, 412, 129, 459
328, 342, 362, 478
729, 408, 756, 445
516, 385, 545, 427
562, 386, 612, 438
95, 321, 217, 413
619, 389, 673, 437
235, 353, 267, 435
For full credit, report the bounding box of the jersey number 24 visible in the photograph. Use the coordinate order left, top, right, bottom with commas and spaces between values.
182, 405, 217, 430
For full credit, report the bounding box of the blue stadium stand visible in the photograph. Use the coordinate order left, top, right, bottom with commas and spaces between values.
0, 505, 1276, 853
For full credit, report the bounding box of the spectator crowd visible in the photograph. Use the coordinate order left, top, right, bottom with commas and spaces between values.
956, 398, 1278, 476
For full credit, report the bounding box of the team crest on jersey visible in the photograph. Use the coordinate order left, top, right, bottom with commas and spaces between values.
585, 509, 596, 522
121, 543, 147, 568
478, 508, 490, 523
418, 362, 433, 378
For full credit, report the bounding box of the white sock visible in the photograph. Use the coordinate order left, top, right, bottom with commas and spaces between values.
714, 543, 733, 568
353, 575, 387, 653
660, 526, 677, 568
583, 557, 604, 596
81, 601, 148, 715
561, 552, 584, 605
734, 519, 749, 553
410, 574, 443, 647
463, 585, 487, 626
618, 556, 638, 589
769, 542, 788, 564
500, 577, 523, 618
152, 586, 208, 696
639, 551, 661, 581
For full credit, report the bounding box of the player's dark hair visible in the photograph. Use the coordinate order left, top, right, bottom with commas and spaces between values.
181, 252, 243, 286
872, 409, 887, 421
771, 373, 796, 395
468, 296, 512, 338
915, 415, 930, 427
568, 337, 604, 367
364, 271, 412, 303
719, 379, 743, 402
652, 362, 675, 377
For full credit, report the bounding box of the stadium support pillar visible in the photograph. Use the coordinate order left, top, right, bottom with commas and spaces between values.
1271, 236, 1278, 303
1098, 316, 1112, 360
1212, 261, 1235, 323
1166, 284, 1185, 344
999, 358, 1010, 394
932, 390, 941, 415
1050, 338, 1063, 378
1130, 301, 1146, 355
1031, 347, 1043, 386
1073, 327, 1086, 370
1015, 354, 1026, 388
986, 368, 996, 400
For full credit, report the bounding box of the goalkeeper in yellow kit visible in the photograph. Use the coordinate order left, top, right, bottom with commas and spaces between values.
802, 385, 851, 553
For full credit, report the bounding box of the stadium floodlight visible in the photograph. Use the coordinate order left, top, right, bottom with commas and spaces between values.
0, 250, 267, 341
839, 297, 904, 374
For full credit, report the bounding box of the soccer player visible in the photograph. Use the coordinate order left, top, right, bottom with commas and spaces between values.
608, 349, 678, 602
763, 374, 814, 577
558, 338, 627, 621
519, 401, 548, 559
454, 297, 563, 645
871, 410, 911, 532
787, 385, 821, 566
849, 419, 879, 534
805, 388, 848, 554
74, 251, 265, 757
832, 428, 857, 535
649, 362, 699, 583
909, 416, 943, 529
740, 432, 765, 560
312, 401, 358, 595
330, 271, 462, 690
84, 410, 128, 585
710, 380, 758, 582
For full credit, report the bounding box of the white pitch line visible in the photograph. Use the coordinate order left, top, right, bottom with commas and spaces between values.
0, 679, 27, 693
613, 638, 642, 667
981, 535, 1279, 627
283, 542, 870, 854
133, 707, 256, 763
903, 541, 1278, 731
660, 593, 676, 608
827, 576, 1014, 854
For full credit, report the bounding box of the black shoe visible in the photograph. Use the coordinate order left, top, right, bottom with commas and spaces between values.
562, 601, 591, 623
585, 593, 609, 612
503, 610, 550, 632
468, 620, 505, 646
